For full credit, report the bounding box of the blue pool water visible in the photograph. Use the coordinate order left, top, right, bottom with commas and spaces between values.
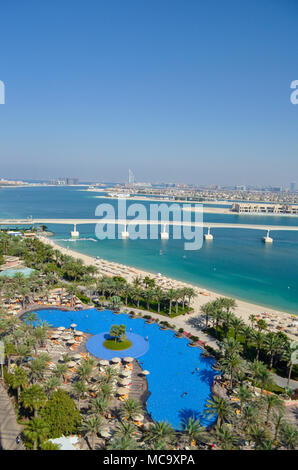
31, 308, 217, 428
0, 267, 35, 278
86, 332, 149, 360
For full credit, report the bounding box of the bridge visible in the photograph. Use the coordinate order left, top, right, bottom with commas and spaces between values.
1, 217, 298, 243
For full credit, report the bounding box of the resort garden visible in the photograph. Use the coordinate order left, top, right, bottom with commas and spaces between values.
0, 231, 297, 450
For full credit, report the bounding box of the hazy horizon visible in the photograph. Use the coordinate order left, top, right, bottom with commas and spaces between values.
0, 0, 298, 186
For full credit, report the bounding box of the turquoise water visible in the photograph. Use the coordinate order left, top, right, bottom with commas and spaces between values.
31, 308, 217, 428
0, 186, 298, 313
0, 267, 35, 278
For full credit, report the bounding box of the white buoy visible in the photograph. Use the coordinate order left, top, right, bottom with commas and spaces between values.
262, 229, 273, 243
204, 226, 213, 241
71, 224, 79, 238
161, 224, 169, 240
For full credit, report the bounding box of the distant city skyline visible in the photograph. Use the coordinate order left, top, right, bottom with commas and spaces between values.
0, 1, 298, 185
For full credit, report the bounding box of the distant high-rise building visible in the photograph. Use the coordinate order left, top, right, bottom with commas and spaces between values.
290, 182, 296, 191
66, 177, 79, 185
128, 169, 135, 186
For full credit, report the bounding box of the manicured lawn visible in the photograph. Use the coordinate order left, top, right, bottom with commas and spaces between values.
103, 338, 132, 350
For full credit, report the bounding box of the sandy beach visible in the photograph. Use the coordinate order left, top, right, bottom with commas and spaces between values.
38, 235, 298, 341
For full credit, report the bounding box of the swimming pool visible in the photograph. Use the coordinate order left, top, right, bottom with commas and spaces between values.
31, 308, 217, 428
0, 267, 35, 278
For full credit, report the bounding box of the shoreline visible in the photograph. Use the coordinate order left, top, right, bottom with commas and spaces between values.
38, 235, 298, 341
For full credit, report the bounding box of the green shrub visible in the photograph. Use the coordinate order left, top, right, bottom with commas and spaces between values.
40, 389, 81, 438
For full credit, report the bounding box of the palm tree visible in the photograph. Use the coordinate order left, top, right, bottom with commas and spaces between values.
230, 317, 244, 340
166, 289, 176, 316
210, 308, 224, 338
220, 337, 243, 358
107, 436, 141, 450
9, 366, 28, 402
80, 414, 104, 450
23, 418, 49, 450
143, 288, 154, 311
145, 421, 174, 446
180, 417, 206, 447
251, 330, 265, 361
220, 353, 244, 389
279, 422, 298, 450
236, 384, 252, 411
113, 420, 138, 440
260, 394, 285, 425
204, 395, 233, 428
29, 357, 49, 383
53, 363, 68, 382
66, 284, 77, 308
250, 360, 273, 393
44, 376, 61, 398
153, 287, 164, 314
249, 314, 257, 328
4, 342, 17, 372
200, 302, 214, 329
272, 410, 285, 444
282, 341, 298, 386
213, 423, 239, 450
21, 384, 47, 417
23, 311, 38, 328
247, 424, 272, 450
120, 398, 142, 421
71, 380, 87, 409
89, 395, 110, 416
130, 286, 143, 309
219, 297, 236, 315
77, 360, 94, 383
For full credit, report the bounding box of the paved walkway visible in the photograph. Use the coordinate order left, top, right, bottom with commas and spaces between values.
127, 307, 218, 349
271, 373, 298, 391
0, 382, 24, 450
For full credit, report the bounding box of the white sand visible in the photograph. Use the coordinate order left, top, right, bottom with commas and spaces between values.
38, 235, 298, 341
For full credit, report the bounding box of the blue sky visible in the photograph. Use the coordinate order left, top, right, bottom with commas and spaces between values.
0, 0, 297, 185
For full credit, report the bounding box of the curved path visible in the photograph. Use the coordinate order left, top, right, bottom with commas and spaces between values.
0, 382, 24, 450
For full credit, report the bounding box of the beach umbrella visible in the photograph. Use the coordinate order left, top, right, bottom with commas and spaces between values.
57, 326, 65, 331
117, 387, 129, 395
123, 357, 134, 363
133, 414, 144, 422
99, 359, 109, 366
100, 428, 113, 438
120, 370, 131, 377
70, 323, 77, 328
68, 361, 77, 368
62, 335, 73, 340
50, 333, 59, 338
72, 354, 81, 360
67, 339, 75, 344
119, 378, 131, 386
75, 331, 83, 336
111, 357, 121, 363
143, 422, 153, 430
141, 370, 150, 376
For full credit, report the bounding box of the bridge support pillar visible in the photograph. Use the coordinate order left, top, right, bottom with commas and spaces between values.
263, 230, 273, 243
161, 224, 169, 240
204, 226, 213, 241
121, 225, 129, 239
71, 224, 79, 238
